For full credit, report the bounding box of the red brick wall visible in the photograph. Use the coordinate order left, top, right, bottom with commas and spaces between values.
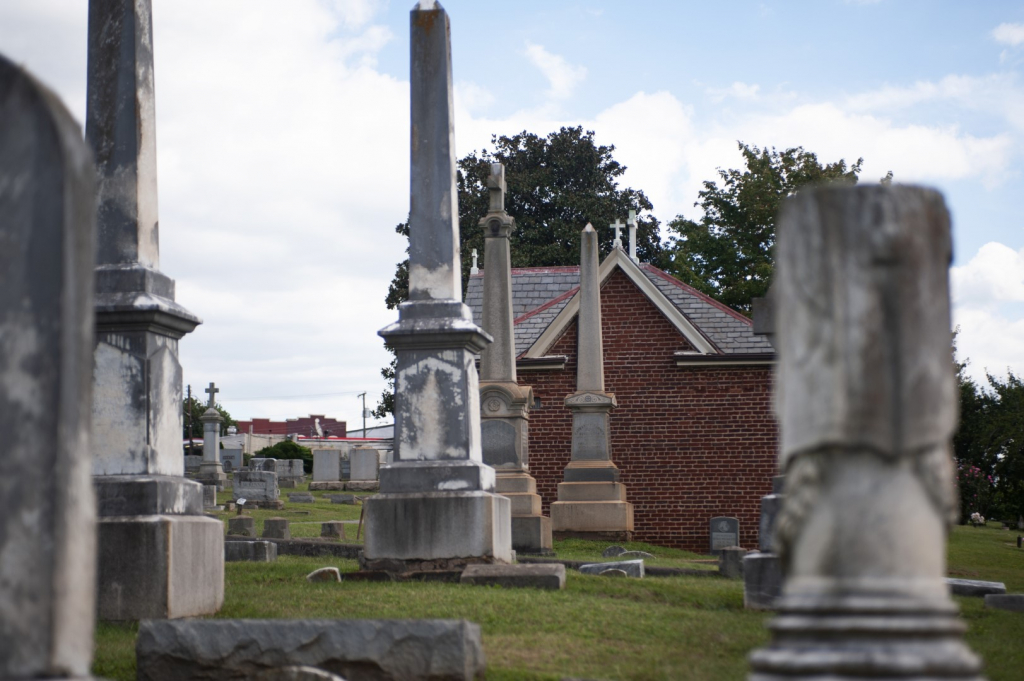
236, 415, 347, 437
519, 268, 778, 553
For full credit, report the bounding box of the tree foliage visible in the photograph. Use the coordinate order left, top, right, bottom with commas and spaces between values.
253, 440, 314, 474
374, 126, 663, 417
183, 395, 235, 440
666, 142, 863, 315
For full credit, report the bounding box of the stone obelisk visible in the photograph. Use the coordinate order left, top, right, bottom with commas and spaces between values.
749, 185, 983, 679
478, 162, 553, 554
198, 382, 227, 489
549, 224, 634, 540
87, 0, 224, 620
361, 0, 511, 573
0, 54, 99, 680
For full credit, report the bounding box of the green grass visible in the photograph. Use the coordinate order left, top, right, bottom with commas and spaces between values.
209, 482, 371, 541
92, 516, 1024, 680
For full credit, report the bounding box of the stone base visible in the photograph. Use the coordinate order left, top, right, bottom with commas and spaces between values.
553, 529, 634, 542
749, 593, 984, 679
511, 514, 553, 554
361, 491, 512, 569
556, 481, 627, 502
97, 514, 224, 621
461, 563, 565, 590
505, 492, 542, 515
743, 552, 782, 609
309, 481, 345, 491
197, 464, 228, 491
550, 499, 634, 535
346, 480, 380, 492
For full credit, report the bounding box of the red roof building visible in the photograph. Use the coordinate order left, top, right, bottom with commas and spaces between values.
235, 414, 346, 438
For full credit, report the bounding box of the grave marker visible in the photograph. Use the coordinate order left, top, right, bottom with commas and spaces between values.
709, 516, 739, 554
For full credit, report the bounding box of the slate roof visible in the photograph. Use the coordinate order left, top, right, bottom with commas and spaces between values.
465, 262, 773, 357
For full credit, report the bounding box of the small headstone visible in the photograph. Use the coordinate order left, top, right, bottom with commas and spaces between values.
184, 455, 203, 473
228, 517, 256, 537
224, 541, 277, 563
579, 559, 644, 578
460, 564, 565, 590
233, 470, 279, 503
312, 449, 342, 482
602, 545, 626, 557
279, 479, 297, 489
600, 569, 628, 578
221, 448, 243, 472
743, 552, 782, 610
719, 546, 745, 579
709, 516, 739, 555
306, 567, 342, 583
330, 494, 357, 505
946, 578, 1006, 597
202, 485, 217, 509
309, 481, 346, 491
287, 493, 315, 504
262, 518, 291, 540
278, 459, 307, 484
350, 447, 380, 481
758, 495, 784, 551
321, 522, 346, 540
984, 594, 1024, 612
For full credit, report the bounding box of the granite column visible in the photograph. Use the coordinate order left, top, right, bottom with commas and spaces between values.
549, 224, 634, 540
86, 0, 223, 620
478, 162, 552, 554
361, 0, 511, 573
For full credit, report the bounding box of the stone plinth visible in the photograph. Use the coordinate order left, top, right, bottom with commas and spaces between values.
198, 403, 227, 490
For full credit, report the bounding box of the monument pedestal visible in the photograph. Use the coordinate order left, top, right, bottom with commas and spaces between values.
94, 476, 224, 621
197, 462, 227, 490
495, 472, 553, 554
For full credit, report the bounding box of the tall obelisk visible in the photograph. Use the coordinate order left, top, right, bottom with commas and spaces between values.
361, 0, 511, 573
549, 225, 634, 540
86, 0, 223, 620
478, 162, 552, 554
748, 185, 983, 679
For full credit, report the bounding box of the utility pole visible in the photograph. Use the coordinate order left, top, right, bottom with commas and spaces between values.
186, 384, 193, 453
358, 392, 368, 438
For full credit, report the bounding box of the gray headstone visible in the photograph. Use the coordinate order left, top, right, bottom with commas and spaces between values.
0, 53, 98, 679
759, 494, 783, 552
946, 578, 1006, 597
743, 552, 782, 610
709, 516, 739, 554
224, 540, 277, 563
262, 518, 290, 540
719, 546, 745, 579
350, 447, 380, 481
287, 493, 314, 504
135, 619, 486, 681
184, 455, 203, 472
579, 559, 644, 578
480, 420, 517, 467
221, 448, 243, 472
313, 450, 341, 481
233, 471, 279, 503
202, 485, 217, 509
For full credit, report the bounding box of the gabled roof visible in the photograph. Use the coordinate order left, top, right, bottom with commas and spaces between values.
465, 248, 774, 358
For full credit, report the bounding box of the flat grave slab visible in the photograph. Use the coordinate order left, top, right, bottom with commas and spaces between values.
460, 563, 565, 590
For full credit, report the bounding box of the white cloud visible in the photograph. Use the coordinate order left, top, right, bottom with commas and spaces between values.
993, 22, 1024, 47
951, 243, 1024, 382
706, 81, 760, 103
523, 42, 587, 101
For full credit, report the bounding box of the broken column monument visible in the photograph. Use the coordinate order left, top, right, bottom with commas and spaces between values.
198, 381, 228, 489
87, 0, 224, 620
748, 185, 984, 678
477, 162, 552, 554
361, 0, 511, 572
549, 224, 634, 541
0, 53, 99, 681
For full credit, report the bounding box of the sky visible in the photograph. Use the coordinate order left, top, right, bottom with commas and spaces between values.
2, 0, 1023, 430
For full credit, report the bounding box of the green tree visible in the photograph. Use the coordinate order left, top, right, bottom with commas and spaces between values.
374, 126, 663, 417
182, 395, 236, 441
666, 142, 863, 315
253, 440, 314, 474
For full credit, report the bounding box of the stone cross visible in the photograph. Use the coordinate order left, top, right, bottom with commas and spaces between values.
610, 219, 624, 249
487, 162, 506, 213
205, 382, 219, 408
627, 209, 638, 262
749, 185, 982, 678
0, 53, 99, 678
470, 249, 479, 274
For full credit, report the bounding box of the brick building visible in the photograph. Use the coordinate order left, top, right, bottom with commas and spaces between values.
235, 414, 346, 438
465, 247, 778, 553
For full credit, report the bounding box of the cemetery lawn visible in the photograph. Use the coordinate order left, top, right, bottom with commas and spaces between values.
92, 521, 1024, 681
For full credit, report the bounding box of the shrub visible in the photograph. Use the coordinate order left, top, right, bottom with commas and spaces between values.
254, 440, 313, 473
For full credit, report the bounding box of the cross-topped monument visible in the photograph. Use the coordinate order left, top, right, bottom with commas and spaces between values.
362, 1, 511, 573
627, 209, 638, 262
470, 249, 479, 274
610, 218, 624, 249
478, 162, 551, 553
205, 382, 219, 407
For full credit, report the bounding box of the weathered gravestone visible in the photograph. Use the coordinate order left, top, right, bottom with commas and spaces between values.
234, 470, 280, 506
0, 53, 99, 680
221, 448, 243, 472
748, 186, 983, 679
87, 0, 223, 620
477, 162, 552, 554
709, 516, 739, 555
197, 382, 228, 489
184, 455, 203, 473
549, 225, 634, 541
278, 458, 307, 484
361, 1, 511, 573
348, 446, 380, 491
313, 449, 341, 481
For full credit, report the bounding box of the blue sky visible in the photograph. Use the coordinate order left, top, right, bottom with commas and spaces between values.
2, 0, 1022, 428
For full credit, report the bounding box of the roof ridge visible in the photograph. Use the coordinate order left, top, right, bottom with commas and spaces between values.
640, 264, 753, 326
514, 286, 580, 324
